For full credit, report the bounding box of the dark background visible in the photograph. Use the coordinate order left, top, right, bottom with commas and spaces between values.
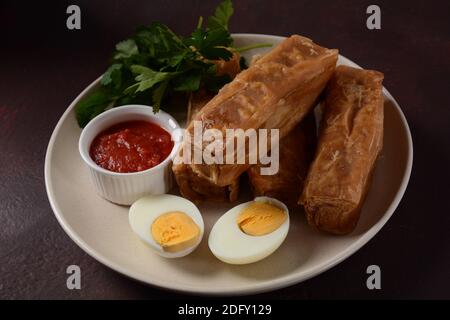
1, 0, 449, 299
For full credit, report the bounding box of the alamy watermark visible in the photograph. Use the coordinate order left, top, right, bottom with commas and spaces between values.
366, 264, 381, 290
66, 265, 81, 290
173, 121, 280, 176
366, 5, 381, 30
66, 5, 81, 30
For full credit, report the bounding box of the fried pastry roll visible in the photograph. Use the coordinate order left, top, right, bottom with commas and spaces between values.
247, 114, 316, 208
300, 65, 384, 235
185, 35, 338, 186
172, 54, 242, 202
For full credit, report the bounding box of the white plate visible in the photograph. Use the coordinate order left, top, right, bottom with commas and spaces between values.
45, 34, 413, 295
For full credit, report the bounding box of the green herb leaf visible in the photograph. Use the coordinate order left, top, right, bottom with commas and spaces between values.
152, 80, 169, 112
101, 63, 123, 89
74, 1, 241, 128
204, 27, 233, 49
203, 46, 233, 61
184, 26, 233, 60
114, 39, 139, 59
157, 50, 187, 69
206, 63, 217, 76
75, 90, 114, 128
134, 23, 185, 58
207, 0, 233, 30
172, 71, 202, 92
126, 65, 176, 94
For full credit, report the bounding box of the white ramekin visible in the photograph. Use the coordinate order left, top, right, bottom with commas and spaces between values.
79, 105, 181, 205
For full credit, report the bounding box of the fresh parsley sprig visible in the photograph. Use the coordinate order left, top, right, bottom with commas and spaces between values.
75, 0, 270, 128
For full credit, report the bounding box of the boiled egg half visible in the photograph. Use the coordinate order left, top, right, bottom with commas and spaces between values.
129, 194, 204, 258
208, 196, 289, 264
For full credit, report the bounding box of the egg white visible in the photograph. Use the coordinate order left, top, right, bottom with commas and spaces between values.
129, 194, 204, 258
208, 197, 290, 264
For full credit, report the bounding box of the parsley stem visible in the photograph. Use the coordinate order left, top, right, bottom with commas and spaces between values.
234, 43, 272, 53
197, 16, 204, 29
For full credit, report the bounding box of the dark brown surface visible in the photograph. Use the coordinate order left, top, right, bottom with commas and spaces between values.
1, 0, 449, 299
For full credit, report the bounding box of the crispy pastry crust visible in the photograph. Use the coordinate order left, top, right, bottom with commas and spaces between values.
300, 65, 384, 235
247, 114, 316, 208
173, 160, 240, 203
185, 35, 338, 186
172, 54, 242, 203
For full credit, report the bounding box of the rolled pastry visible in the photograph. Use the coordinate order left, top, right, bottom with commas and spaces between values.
247, 113, 316, 208
185, 35, 338, 186
172, 54, 242, 202
300, 65, 384, 235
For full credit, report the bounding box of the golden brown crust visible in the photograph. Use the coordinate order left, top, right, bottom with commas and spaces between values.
247, 114, 316, 208
300, 65, 384, 235
172, 55, 242, 203
172, 161, 240, 203
185, 35, 338, 186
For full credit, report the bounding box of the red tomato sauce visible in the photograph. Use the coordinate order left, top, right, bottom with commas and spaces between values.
90, 121, 174, 173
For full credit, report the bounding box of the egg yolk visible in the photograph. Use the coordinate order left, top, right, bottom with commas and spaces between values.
151, 211, 200, 252
237, 202, 287, 236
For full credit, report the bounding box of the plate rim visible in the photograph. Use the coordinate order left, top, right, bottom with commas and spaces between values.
45, 33, 414, 296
